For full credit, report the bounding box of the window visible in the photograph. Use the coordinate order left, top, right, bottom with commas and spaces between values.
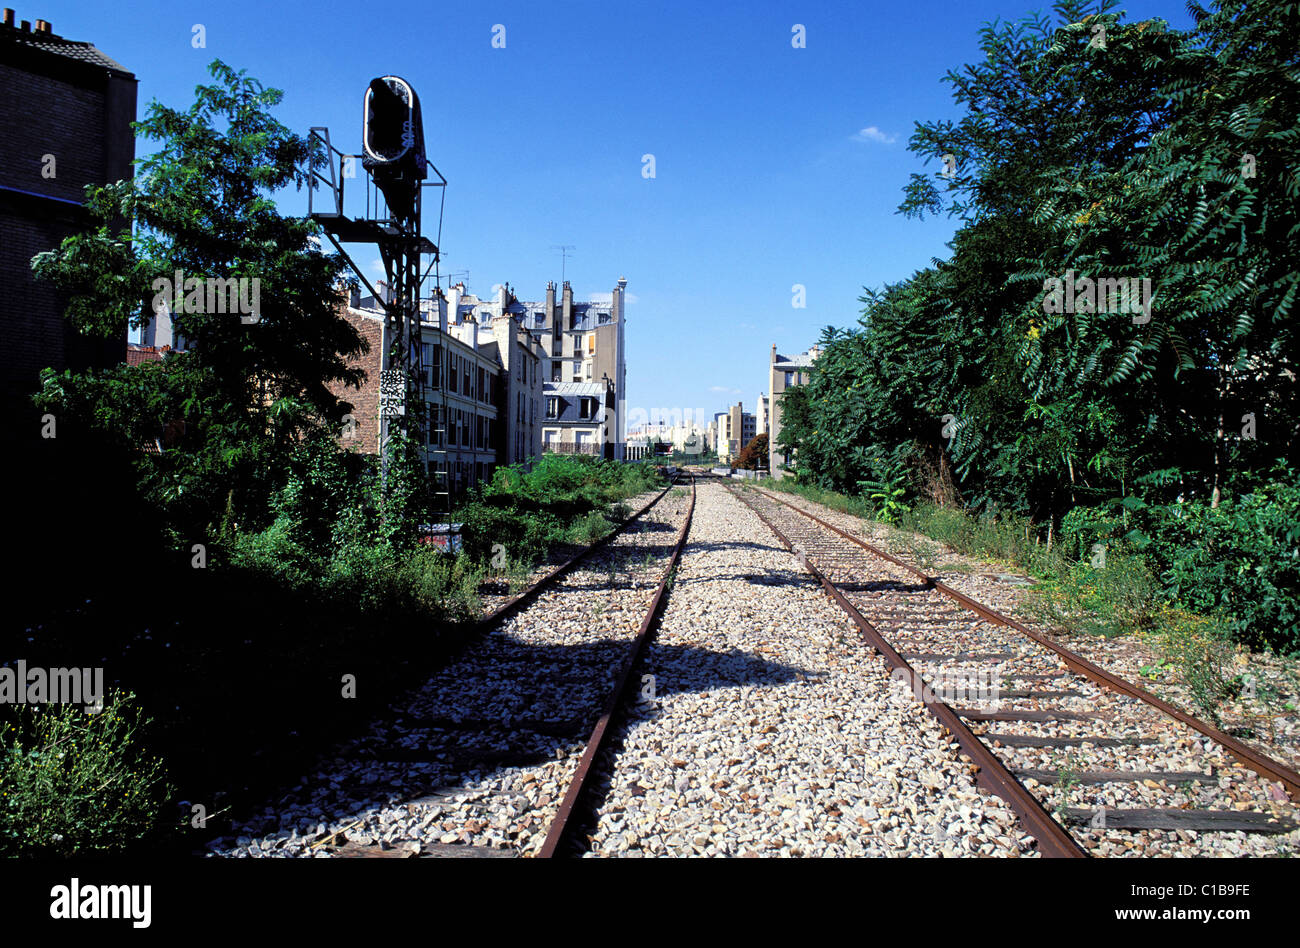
586, 333, 595, 354
580, 397, 593, 420
449, 355, 458, 393
551, 361, 562, 383
429, 403, 441, 446
421, 342, 432, 388
546, 397, 559, 419
463, 361, 470, 395
431, 344, 442, 389
784, 370, 794, 387
573, 361, 582, 382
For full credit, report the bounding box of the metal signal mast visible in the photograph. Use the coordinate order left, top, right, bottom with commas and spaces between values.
307, 76, 450, 524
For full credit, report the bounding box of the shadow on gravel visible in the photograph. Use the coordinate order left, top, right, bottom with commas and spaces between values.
683, 539, 785, 556
206, 598, 812, 856
831, 578, 929, 594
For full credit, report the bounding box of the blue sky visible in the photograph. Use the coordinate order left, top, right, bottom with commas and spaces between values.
44, 0, 1197, 426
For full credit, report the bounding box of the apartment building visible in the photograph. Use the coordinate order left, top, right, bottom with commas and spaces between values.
513, 278, 628, 459
429, 283, 544, 470
755, 393, 769, 436
716, 402, 756, 465
328, 285, 543, 495
434, 277, 630, 458
768, 344, 821, 477
1, 12, 136, 425
631, 422, 706, 454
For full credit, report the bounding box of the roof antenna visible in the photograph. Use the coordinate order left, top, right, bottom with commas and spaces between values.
550, 244, 575, 284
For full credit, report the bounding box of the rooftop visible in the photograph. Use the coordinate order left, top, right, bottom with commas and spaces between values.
547, 381, 608, 397
1, 14, 133, 76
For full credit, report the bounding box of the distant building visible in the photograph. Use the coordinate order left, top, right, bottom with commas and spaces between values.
515, 278, 629, 459
768, 344, 821, 477
717, 402, 756, 465
428, 283, 544, 471
326, 284, 544, 496
755, 393, 769, 436
631, 421, 705, 454
1, 12, 136, 423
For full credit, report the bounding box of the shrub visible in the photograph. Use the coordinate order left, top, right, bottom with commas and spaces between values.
1148, 484, 1300, 653
399, 549, 483, 622
224, 514, 325, 593
1151, 606, 1236, 725
0, 691, 172, 857
1027, 553, 1160, 638
457, 501, 556, 567
565, 510, 615, 546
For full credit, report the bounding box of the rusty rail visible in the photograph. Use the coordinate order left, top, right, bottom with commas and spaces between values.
726, 482, 1085, 857
538, 475, 697, 858
752, 485, 1300, 800
476, 476, 678, 632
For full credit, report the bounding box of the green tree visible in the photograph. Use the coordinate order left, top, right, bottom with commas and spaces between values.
32, 61, 368, 542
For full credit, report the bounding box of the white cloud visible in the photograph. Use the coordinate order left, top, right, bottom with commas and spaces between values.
709, 385, 741, 394
852, 126, 897, 144
368, 258, 385, 275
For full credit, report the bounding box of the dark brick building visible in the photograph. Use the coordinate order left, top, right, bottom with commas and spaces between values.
0, 11, 137, 423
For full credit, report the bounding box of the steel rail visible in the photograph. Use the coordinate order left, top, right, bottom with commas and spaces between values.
726, 481, 1086, 857
476, 475, 678, 632
752, 485, 1300, 800
538, 475, 697, 858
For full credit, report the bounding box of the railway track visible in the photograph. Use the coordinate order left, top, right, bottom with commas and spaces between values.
726, 479, 1300, 857
211, 474, 695, 859
538, 474, 695, 857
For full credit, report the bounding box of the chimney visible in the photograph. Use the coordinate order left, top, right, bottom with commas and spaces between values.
348, 285, 360, 308
20, 18, 30, 30
434, 286, 447, 334
34, 18, 49, 32
3, 10, 15, 27
447, 283, 462, 327
545, 281, 557, 351
561, 281, 573, 332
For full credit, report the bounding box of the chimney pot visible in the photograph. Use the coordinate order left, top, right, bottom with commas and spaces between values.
35, 18, 47, 32
3, 10, 15, 27
20, 18, 31, 30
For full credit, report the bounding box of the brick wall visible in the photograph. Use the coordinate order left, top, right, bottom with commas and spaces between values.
0, 53, 135, 423
326, 305, 384, 454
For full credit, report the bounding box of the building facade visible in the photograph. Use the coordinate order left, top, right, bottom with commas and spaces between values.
435, 277, 630, 458
717, 402, 756, 465
1, 13, 136, 424
512, 278, 628, 459
328, 286, 544, 496
768, 344, 821, 477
